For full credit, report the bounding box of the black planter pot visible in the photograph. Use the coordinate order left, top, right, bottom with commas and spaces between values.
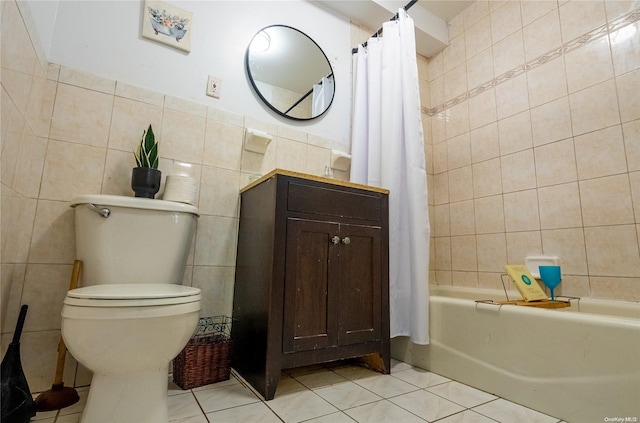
131, 167, 161, 198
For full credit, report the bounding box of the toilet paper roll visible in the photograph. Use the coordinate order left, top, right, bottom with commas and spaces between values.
163, 175, 197, 205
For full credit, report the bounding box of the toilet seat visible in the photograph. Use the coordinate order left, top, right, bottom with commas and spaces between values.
65, 284, 201, 307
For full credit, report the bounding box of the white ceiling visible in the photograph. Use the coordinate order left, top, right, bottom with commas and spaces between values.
316, 0, 474, 57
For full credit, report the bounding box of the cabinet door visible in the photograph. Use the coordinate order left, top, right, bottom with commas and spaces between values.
338, 224, 382, 345
282, 218, 339, 353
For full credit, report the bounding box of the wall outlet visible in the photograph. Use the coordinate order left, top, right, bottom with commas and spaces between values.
206, 75, 221, 98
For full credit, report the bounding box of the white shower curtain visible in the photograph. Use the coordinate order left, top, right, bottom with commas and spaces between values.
350, 9, 430, 345
312, 75, 334, 117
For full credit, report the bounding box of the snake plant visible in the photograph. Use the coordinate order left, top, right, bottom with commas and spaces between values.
134, 124, 159, 169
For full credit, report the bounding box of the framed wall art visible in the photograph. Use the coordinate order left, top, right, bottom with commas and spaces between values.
142, 1, 192, 53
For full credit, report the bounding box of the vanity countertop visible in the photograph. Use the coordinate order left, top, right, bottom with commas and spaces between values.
240, 169, 390, 194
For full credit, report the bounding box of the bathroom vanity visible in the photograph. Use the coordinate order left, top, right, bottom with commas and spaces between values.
232, 170, 390, 400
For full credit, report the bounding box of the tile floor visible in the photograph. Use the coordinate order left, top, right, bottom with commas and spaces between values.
32, 359, 564, 423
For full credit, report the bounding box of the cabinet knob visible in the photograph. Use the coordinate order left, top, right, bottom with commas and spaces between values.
331, 235, 340, 244
342, 237, 351, 245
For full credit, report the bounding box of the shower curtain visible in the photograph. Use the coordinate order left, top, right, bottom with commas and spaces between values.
312, 75, 334, 117
350, 9, 430, 345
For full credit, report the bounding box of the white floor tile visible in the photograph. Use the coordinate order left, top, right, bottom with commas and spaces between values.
167, 392, 203, 421
303, 411, 358, 423
353, 373, 418, 398
390, 358, 414, 373
389, 389, 465, 422
265, 390, 339, 423
193, 382, 260, 413
205, 402, 281, 423
314, 380, 382, 410
291, 367, 349, 390
344, 399, 426, 423
473, 398, 560, 423
391, 367, 451, 388
426, 381, 497, 408
436, 410, 499, 423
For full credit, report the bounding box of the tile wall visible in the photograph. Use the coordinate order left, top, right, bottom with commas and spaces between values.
0, 0, 347, 391
425, 0, 640, 302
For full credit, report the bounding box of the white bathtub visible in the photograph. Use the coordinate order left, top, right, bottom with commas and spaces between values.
391, 286, 640, 423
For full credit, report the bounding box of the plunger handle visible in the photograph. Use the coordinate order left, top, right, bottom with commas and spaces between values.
54, 260, 82, 385
11, 304, 29, 344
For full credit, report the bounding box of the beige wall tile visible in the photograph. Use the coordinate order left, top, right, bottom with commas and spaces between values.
610, 21, 640, 76
496, 73, 530, 120
450, 200, 475, 236
161, 108, 206, 164
40, 140, 106, 201
491, 1, 522, 43
492, 30, 524, 76
472, 157, 502, 198
50, 83, 113, 147
433, 172, 449, 205
498, 110, 532, 155
467, 48, 494, 91
465, 17, 492, 58
538, 182, 583, 229
59, 66, 115, 95
574, 125, 627, 180
443, 34, 466, 73
505, 230, 542, 263
555, 274, 590, 298
433, 204, 451, 237
569, 79, 621, 136
433, 142, 448, 173
203, 120, 244, 171
476, 233, 507, 272
500, 148, 536, 193
463, 0, 491, 30
448, 165, 473, 202
579, 174, 635, 226
541, 228, 588, 275
431, 112, 447, 144
623, 119, 640, 171
115, 81, 165, 106
523, 8, 561, 61
526, 58, 567, 108
194, 216, 238, 267
451, 235, 477, 271
1, 264, 26, 333
434, 236, 452, 271
198, 166, 240, 218
530, 96, 573, 147
590, 276, 640, 302
504, 188, 540, 231
616, 68, 640, 123
559, 0, 607, 42
470, 122, 500, 163
521, 1, 558, 27
28, 200, 75, 264
192, 266, 236, 317
565, 36, 614, 94
446, 99, 470, 139
108, 97, 163, 153
1, 192, 37, 264
630, 171, 640, 222
468, 88, 497, 130
21, 263, 72, 331
447, 133, 471, 169
276, 138, 307, 173
306, 145, 331, 176
452, 271, 478, 287
1, 1, 38, 76
584, 225, 640, 276
534, 138, 577, 187
474, 195, 505, 234
102, 149, 137, 196
430, 76, 445, 109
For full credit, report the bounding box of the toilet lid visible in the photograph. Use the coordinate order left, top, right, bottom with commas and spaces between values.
65, 284, 201, 307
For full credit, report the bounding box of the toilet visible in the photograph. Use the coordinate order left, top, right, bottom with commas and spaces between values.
61, 195, 201, 423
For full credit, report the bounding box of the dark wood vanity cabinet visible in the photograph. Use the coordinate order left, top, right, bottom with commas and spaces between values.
232, 171, 390, 400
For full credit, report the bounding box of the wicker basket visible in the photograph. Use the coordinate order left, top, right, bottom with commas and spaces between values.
172, 316, 233, 389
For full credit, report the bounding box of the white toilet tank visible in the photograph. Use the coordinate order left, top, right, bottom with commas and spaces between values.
70, 195, 199, 286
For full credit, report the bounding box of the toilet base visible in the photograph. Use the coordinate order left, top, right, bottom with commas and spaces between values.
80, 365, 170, 423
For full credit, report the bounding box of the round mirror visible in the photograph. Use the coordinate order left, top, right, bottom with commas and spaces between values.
246, 25, 335, 121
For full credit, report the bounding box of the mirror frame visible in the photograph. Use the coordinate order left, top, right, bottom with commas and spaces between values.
245, 25, 335, 121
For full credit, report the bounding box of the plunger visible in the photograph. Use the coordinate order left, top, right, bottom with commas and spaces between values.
34, 260, 82, 411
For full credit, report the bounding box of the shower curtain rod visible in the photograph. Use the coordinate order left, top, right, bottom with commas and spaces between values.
351, 0, 418, 54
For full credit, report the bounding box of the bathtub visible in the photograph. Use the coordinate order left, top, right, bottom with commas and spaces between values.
391, 286, 640, 423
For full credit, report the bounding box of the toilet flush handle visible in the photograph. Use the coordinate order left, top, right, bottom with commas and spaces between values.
87, 203, 111, 218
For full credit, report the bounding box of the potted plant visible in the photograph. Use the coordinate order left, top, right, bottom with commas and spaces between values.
131, 124, 161, 198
